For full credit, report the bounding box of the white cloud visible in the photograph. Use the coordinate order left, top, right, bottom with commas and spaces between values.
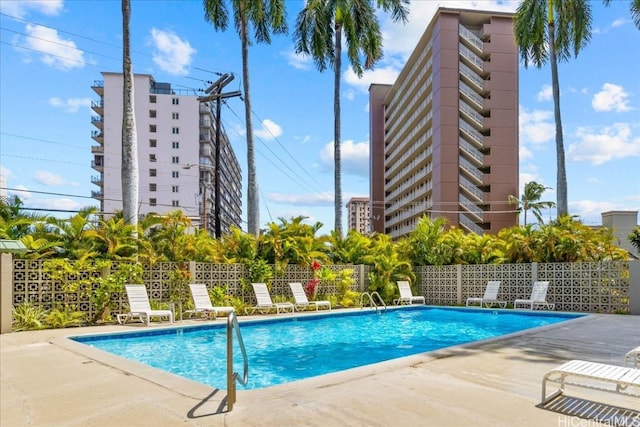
519, 145, 533, 161
0, 0, 62, 18
319, 139, 369, 177
254, 119, 283, 140
150, 28, 195, 75
283, 50, 312, 70
536, 85, 553, 102
592, 83, 632, 112
344, 66, 400, 93
519, 107, 555, 146
611, 18, 630, 28
569, 200, 617, 225
267, 192, 334, 206
568, 123, 640, 165
49, 97, 91, 113
34, 170, 65, 186
23, 24, 85, 70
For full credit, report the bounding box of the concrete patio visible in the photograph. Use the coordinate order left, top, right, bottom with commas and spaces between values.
2, 311, 639, 426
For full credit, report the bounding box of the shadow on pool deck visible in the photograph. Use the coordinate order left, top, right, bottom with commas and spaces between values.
2, 310, 639, 427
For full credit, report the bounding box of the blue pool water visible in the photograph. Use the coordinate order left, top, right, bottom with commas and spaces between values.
72, 307, 582, 390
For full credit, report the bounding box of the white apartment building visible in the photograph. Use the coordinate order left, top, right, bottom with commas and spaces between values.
90, 72, 242, 234
346, 197, 371, 234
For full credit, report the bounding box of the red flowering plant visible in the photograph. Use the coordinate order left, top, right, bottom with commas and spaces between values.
304, 260, 322, 300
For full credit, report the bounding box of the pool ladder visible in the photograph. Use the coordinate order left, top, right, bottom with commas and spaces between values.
226, 312, 248, 411
360, 291, 387, 312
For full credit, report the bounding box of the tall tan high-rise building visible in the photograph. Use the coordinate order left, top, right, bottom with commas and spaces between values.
369, 7, 518, 238
90, 72, 242, 235
346, 197, 370, 234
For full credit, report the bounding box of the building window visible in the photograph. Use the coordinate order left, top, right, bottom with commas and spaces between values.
172, 98, 179, 105
172, 141, 179, 149
149, 154, 156, 162
172, 127, 179, 134
172, 156, 179, 164
149, 183, 157, 192
149, 110, 157, 118
149, 95, 156, 103
172, 186, 179, 193
172, 112, 179, 120
149, 169, 157, 177
149, 198, 157, 206
172, 171, 179, 178
149, 139, 157, 148
149, 124, 157, 133
172, 200, 179, 207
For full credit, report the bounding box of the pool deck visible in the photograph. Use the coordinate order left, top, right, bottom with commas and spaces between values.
2, 308, 639, 427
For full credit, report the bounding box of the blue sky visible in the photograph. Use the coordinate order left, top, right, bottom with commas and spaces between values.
1, 0, 639, 234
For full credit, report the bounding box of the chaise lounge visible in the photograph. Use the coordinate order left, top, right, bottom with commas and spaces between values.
514, 281, 555, 310
393, 281, 425, 305
541, 358, 640, 405
289, 282, 331, 311
466, 281, 507, 308
118, 284, 174, 326
183, 283, 235, 320
245, 283, 294, 315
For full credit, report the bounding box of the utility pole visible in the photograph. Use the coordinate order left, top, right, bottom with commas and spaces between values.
198, 73, 241, 238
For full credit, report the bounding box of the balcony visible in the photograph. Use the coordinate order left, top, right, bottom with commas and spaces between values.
91, 80, 104, 96
91, 157, 104, 172
91, 100, 103, 114
459, 63, 485, 93
458, 25, 483, 55
459, 99, 484, 129
91, 175, 103, 186
91, 115, 104, 130
459, 137, 483, 166
459, 43, 484, 74
91, 190, 104, 200
91, 130, 104, 143
91, 145, 104, 154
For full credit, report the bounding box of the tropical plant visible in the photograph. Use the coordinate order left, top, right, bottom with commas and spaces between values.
241, 258, 274, 292
294, 0, 409, 236
629, 226, 640, 254
396, 215, 449, 266
514, 0, 593, 218
166, 266, 192, 315
12, 302, 48, 331
328, 229, 373, 264
121, 0, 139, 231
45, 304, 86, 328
363, 234, 414, 302
333, 267, 359, 307
40, 208, 100, 260
508, 181, 556, 225
203, 0, 288, 236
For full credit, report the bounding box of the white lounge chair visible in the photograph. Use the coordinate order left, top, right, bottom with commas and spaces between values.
289, 282, 331, 311
393, 281, 425, 305
514, 281, 555, 310
541, 359, 640, 405
625, 346, 640, 368
183, 283, 235, 320
117, 284, 174, 326
245, 283, 294, 315
466, 281, 507, 308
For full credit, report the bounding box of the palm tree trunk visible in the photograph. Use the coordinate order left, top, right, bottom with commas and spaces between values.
333, 24, 343, 237
241, 15, 260, 236
121, 0, 139, 234
548, 8, 568, 217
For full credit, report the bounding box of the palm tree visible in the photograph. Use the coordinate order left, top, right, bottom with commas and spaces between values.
121, 0, 139, 233
294, 0, 409, 237
203, 0, 288, 237
514, 0, 593, 218
603, 0, 640, 29
508, 181, 556, 225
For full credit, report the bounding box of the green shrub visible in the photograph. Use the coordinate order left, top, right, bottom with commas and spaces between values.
12, 302, 48, 331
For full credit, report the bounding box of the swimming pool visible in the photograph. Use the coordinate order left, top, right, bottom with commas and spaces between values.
72, 307, 583, 390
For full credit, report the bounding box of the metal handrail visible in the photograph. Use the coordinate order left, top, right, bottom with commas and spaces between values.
226, 312, 248, 411
360, 292, 387, 312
